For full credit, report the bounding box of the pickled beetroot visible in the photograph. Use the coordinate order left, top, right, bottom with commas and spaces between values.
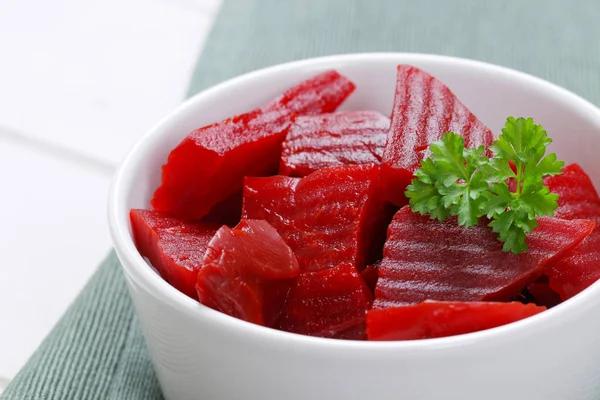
242, 164, 394, 272
263, 70, 356, 116
380, 65, 494, 206
201, 191, 243, 227
129, 209, 219, 298
152, 71, 355, 220
280, 111, 389, 176
544, 163, 600, 299
527, 279, 562, 308
196, 220, 300, 327
276, 263, 372, 339
242, 175, 300, 249
374, 207, 594, 308
367, 301, 545, 341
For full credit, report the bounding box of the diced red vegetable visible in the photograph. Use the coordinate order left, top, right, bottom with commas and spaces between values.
197, 219, 300, 327
241, 175, 300, 249
294, 164, 394, 271
129, 209, 219, 298
243, 165, 394, 272
543, 163, 600, 299
262, 70, 356, 116
279, 111, 389, 176
374, 207, 594, 308
367, 301, 546, 341
380, 65, 494, 206
276, 263, 372, 339
361, 262, 380, 293
152, 71, 355, 220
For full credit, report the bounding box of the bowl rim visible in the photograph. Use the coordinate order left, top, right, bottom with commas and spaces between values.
108, 52, 600, 352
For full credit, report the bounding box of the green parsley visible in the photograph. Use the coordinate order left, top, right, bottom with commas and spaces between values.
405, 117, 564, 254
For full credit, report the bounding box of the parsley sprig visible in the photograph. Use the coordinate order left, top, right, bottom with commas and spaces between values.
405, 117, 564, 254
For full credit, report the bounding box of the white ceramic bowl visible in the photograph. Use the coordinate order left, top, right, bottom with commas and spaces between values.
108, 53, 600, 400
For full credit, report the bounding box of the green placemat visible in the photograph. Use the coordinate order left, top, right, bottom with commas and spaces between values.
3, 1, 600, 399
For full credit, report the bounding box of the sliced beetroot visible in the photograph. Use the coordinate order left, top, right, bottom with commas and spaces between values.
242, 165, 395, 272
361, 262, 380, 293
280, 111, 389, 176
201, 191, 243, 227
152, 71, 355, 220
380, 65, 494, 206
276, 263, 372, 339
543, 163, 600, 299
262, 70, 356, 116
367, 301, 545, 341
130, 209, 219, 299
196, 219, 300, 326
374, 207, 594, 308
241, 175, 300, 249
295, 164, 395, 271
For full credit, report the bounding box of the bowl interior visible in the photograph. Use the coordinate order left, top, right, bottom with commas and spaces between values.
110, 53, 600, 345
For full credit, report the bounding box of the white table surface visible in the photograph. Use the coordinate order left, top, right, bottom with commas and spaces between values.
0, 0, 221, 386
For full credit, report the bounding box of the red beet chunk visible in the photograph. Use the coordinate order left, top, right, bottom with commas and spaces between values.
197, 219, 299, 327
242, 175, 300, 249
280, 111, 390, 176
276, 263, 372, 339
263, 70, 355, 116
380, 65, 494, 206
367, 301, 545, 341
130, 209, 219, 298
243, 165, 394, 272
543, 163, 600, 299
152, 71, 355, 220
374, 207, 594, 308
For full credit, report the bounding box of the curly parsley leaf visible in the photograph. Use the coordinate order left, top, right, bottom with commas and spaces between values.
405, 117, 564, 254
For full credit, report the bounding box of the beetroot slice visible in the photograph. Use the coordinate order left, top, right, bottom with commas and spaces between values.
152, 71, 355, 220
373, 207, 594, 308
276, 263, 372, 339
280, 111, 389, 177
242, 175, 300, 250
367, 301, 545, 341
294, 164, 394, 271
197, 219, 299, 327
543, 163, 600, 299
130, 209, 219, 299
263, 70, 356, 116
380, 65, 494, 206
243, 165, 394, 272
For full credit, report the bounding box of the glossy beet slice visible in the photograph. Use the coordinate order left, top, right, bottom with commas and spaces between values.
543, 163, 600, 299
263, 70, 356, 116
276, 263, 372, 339
373, 207, 594, 308
367, 301, 545, 341
380, 65, 494, 206
152, 71, 355, 220
280, 111, 390, 176
294, 164, 393, 271
196, 219, 300, 327
242, 165, 395, 272
242, 175, 300, 249
130, 209, 219, 298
